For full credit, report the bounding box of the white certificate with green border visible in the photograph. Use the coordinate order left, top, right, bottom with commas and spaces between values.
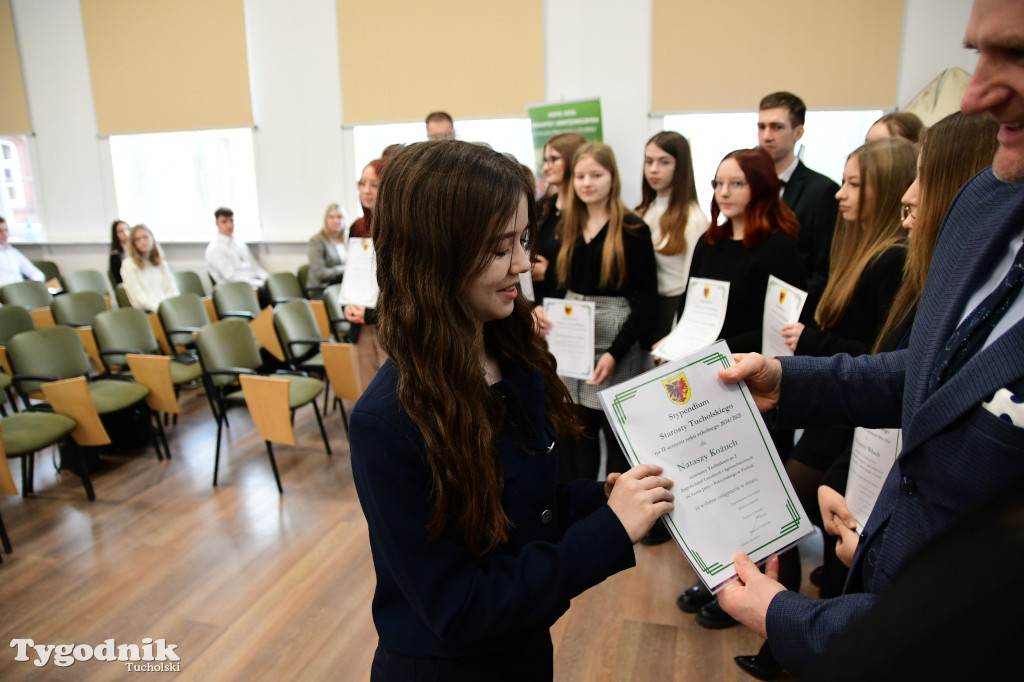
652, 277, 729, 361
845, 427, 902, 533
599, 340, 813, 592
543, 298, 595, 381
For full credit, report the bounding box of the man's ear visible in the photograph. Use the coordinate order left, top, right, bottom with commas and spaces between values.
793, 125, 805, 143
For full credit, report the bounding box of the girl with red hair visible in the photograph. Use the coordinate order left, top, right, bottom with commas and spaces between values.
672, 147, 805, 351
345, 157, 389, 390
670, 148, 806, 629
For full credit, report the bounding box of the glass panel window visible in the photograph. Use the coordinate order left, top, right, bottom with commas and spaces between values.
0, 136, 42, 240
351, 117, 534, 191
109, 128, 260, 241
663, 110, 883, 213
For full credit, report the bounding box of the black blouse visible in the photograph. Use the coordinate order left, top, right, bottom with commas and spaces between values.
677, 230, 806, 353
551, 213, 658, 360
532, 194, 563, 304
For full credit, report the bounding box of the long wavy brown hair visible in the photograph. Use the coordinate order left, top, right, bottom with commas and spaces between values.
373, 141, 578, 556
874, 113, 999, 350
557, 142, 640, 289
636, 131, 699, 256
816, 138, 917, 328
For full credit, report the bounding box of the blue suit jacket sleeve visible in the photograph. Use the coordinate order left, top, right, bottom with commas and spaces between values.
776, 350, 906, 429
766, 590, 879, 677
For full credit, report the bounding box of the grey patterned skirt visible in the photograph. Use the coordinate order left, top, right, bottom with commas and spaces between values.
560, 291, 645, 410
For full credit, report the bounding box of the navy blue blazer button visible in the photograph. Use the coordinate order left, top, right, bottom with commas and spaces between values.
540, 509, 553, 524
900, 476, 916, 494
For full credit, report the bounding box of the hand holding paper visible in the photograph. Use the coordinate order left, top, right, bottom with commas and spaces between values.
606, 464, 675, 543
717, 353, 782, 413
717, 553, 783, 638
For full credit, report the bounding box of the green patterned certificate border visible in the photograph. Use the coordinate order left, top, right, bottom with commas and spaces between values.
607, 350, 801, 577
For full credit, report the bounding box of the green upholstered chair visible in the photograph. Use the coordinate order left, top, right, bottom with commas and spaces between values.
92, 308, 196, 382
0, 412, 82, 507
172, 270, 206, 298
322, 284, 351, 342
51, 291, 108, 328
212, 281, 261, 321
265, 272, 305, 305
63, 269, 111, 298
0, 305, 34, 415
273, 300, 330, 411
0, 281, 53, 309
157, 293, 210, 351
6, 325, 158, 462
30, 260, 62, 288
196, 318, 331, 493
114, 284, 132, 309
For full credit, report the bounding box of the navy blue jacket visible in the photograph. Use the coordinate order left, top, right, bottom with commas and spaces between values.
350, 358, 635, 663
766, 168, 1024, 676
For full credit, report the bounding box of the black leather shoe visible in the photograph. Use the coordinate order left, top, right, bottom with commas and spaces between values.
695, 598, 739, 629
641, 519, 671, 546
809, 564, 825, 587
734, 649, 783, 680
676, 583, 713, 613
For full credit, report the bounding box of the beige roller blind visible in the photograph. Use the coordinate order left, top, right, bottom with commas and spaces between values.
337, 0, 544, 124
81, 0, 254, 135
652, 0, 904, 112
0, 0, 31, 134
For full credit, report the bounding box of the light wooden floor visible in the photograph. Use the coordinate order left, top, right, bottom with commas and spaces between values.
0, 385, 818, 680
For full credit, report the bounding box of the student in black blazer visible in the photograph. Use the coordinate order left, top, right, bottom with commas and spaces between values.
349, 141, 674, 681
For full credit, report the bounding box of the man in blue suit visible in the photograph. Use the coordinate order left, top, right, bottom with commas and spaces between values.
716, 0, 1024, 677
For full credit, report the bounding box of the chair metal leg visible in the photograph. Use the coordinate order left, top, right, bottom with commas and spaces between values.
336, 398, 349, 438
0, 507, 12, 553
152, 410, 171, 460
265, 441, 283, 494
61, 443, 96, 501
312, 402, 332, 456
21, 455, 33, 496
213, 414, 224, 487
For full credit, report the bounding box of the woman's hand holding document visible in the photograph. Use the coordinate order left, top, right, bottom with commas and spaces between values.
600, 341, 811, 592
761, 275, 807, 358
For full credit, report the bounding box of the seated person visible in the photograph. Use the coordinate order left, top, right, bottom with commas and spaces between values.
0, 216, 57, 288
120, 224, 178, 312
204, 207, 268, 287
306, 203, 347, 294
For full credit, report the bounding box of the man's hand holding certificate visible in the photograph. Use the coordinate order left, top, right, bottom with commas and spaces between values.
600, 341, 812, 592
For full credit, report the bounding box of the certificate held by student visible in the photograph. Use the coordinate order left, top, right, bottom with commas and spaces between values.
600, 340, 812, 592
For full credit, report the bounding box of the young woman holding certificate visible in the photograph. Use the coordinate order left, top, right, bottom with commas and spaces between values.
349, 140, 674, 681
534, 143, 658, 481
345, 158, 388, 391
671, 148, 805, 629
636, 132, 709, 341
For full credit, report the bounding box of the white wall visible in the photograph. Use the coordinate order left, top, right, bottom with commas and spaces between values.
897, 0, 977, 108
545, 0, 653, 210
12, 0, 111, 243
245, 0, 348, 243
8, 0, 984, 278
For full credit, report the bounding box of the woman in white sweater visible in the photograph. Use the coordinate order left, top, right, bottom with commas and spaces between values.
120, 224, 178, 312
635, 131, 709, 341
